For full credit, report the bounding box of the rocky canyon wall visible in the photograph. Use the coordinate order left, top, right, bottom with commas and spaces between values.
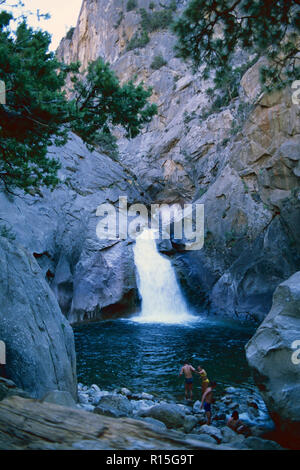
0, 237, 77, 398
0, 133, 144, 324
57, 0, 300, 321
246, 271, 300, 448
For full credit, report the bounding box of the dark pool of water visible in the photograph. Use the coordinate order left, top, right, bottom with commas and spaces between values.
74, 316, 257, 402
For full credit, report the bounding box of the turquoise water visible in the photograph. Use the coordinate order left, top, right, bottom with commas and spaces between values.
74, 316, 258, 402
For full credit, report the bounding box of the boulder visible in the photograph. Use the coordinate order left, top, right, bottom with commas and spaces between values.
0, 395, 236, 450
0, 377, 31, 401
94, 405, 127, 418
78, 393, 90, 404
41, 390, 77, 409
183, 415, 198, 433
141, 417, 167, 431
198, 425, 223, 444
192, 400, 202, 413
188, 433, 217, 445
140, 392, 154, 400
0, 237, 77, 399
90, 384, 101, 393
246, 271, 300, 448
241, 436, 284, 450
141, 403, 186, 429
78, 403, 95, 413
177, 403, 192, 415
193, 414, 207, 426
90, 391, 110, 406
120, 387, 132, 397
221, 426, 246, 446
131, 399, 156, 415
96, 394, 133, 416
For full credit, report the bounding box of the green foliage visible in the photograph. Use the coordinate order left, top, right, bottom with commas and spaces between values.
139, 7, 173, 32
66, 27, 75, 40
70, 59, 157, 143
149, 2, 155, 10
126, 3, 175, 52
93, 130, 119, 161
114, 11, 124, 28
183, 110, 196, 125
126, 30, 150, 50
127, 0, 138, 12
230, 100, 254, 136
169, 0, 177, 12
0, 223, 15, 240
204, 230, 214, 249
199, 59, 256, 119
0, 10, 157, 192
150, 54, 167, 70
173, 0, 300, 92
0, 13, 69, 191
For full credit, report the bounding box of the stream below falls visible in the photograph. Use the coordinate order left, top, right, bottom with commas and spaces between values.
74, 317, 273, 428
74, 228, 273, 429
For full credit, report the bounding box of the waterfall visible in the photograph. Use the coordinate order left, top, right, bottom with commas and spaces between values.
131, 229, 197, 324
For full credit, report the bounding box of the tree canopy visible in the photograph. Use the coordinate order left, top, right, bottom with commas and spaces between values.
0, 7, 157, 192
173, 0, 300, 92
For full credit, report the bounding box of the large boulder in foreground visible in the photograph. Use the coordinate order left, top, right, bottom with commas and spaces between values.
246, 271, 300, 448
140, 403, 186, 429
0, 396, 233, 450
0, 237, 77, 399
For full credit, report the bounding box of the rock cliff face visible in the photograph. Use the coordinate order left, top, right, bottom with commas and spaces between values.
0, 237, 77, 398
0, 133, 143, 324
246, 272, 300, 448
57, 0, 300, 321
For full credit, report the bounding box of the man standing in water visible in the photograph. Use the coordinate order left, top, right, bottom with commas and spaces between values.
179, 361, 196, 401
200, 381, 217, 425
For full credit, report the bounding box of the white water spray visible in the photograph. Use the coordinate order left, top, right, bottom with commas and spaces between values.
131, 229, 198, 324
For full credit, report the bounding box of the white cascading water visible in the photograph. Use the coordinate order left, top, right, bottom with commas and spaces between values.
131, 228, 197, 324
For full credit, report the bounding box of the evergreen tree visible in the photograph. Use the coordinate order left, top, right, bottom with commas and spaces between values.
0, 8, 157, 192
173, 0, 300, 92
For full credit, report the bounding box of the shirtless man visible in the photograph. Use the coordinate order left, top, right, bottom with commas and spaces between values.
179, 361, 195, 401
200, 381, 217, 425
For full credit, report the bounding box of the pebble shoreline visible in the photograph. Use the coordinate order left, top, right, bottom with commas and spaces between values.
77, 383, 284, 450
